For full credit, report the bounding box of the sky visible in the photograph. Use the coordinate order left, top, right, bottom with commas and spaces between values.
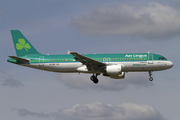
0, 0, 180, 120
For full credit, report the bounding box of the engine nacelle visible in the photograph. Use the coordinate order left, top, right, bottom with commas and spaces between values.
104, 64, 125, 79
109, 72, 125, 79
103, 72, 125, 79
106, 64, 122, 75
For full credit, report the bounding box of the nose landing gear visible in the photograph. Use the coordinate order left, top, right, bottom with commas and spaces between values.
149, 71, 153, 81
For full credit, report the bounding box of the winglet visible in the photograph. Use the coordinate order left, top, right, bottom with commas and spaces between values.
67, 50, 71, 54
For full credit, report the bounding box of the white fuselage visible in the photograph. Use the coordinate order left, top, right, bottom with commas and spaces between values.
21, 60, 173, 73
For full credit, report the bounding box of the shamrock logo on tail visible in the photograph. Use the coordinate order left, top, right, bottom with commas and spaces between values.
16, 39, 31, 51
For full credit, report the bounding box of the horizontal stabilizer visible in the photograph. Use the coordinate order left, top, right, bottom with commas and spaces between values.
8, 56, 30, 63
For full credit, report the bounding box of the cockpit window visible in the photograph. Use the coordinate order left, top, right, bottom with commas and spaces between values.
162, 57, 167, 60
159, 57, 167, 60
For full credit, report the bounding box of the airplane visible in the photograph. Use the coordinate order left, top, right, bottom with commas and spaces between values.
7, 30, 173, 84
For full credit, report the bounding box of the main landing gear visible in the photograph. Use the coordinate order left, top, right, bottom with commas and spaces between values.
90, 73, 99, 84
149, 71, 153, 81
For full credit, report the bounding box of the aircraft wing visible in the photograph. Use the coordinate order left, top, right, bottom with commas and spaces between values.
70, 52, 105, 66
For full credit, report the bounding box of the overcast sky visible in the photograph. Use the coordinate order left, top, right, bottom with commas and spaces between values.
0, 0, 180, 120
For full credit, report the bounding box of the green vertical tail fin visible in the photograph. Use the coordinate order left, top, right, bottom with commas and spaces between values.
11, 30, 41, 57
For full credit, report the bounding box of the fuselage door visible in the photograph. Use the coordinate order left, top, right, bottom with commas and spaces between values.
148, 54, 153, 64
39, 56, 44, 66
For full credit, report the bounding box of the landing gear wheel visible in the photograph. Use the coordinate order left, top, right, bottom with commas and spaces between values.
90, 75, 99, 84
149, 77, 153, 81
90, 76, 94, 80
93, 78, 98, 84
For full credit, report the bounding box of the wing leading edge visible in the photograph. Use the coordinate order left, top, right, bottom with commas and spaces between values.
70, 52, 106, 73
70, 52, 105, 66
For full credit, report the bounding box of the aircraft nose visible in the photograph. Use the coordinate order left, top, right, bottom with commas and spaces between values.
170, 61, 173, 67
167, 61, 173, 68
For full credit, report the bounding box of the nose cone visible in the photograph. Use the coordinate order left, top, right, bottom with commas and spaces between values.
167, 61, 173, 69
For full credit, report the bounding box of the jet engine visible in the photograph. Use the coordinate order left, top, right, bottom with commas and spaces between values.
109, 72, 125, 79
106, 64, 122, 75
104, 64, 125, 79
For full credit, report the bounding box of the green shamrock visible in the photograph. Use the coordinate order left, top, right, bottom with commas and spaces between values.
16, 39, 31, 51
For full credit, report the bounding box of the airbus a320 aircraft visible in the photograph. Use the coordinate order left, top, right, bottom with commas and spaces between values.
8, 30, 173, 84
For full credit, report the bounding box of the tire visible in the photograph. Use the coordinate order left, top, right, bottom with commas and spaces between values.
90, 76, 94, 81
149, 77, 153, 81
90, 75, 98, 84
93, 78, 98, 84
